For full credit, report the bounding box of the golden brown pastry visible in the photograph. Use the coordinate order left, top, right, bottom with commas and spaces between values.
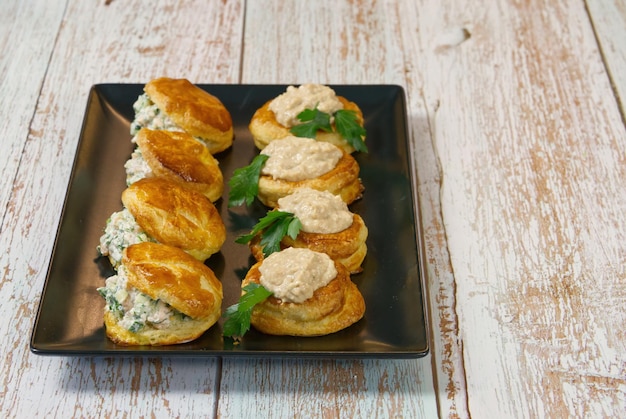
241, 247, 365, 336
121, 177, 226, 261
251, 214, 368, 274
249, 84, 364, 154
250, 187, 368, 273
126, 128, 224, 202
256, 136, 363, 208
99, 242, 223, 346
131, 77, 233, 154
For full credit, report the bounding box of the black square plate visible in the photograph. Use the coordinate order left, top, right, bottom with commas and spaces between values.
30, 84, 429, 358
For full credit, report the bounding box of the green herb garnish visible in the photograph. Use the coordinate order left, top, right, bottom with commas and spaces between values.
97, 288, 123, 315
222, 283, 273, 338
228, 154, 269, 207
128, 321, 143, 333
334, 109, 368, 152
289, 107, 333, 138
235, 211, 302, 257
290, 107, 368, 152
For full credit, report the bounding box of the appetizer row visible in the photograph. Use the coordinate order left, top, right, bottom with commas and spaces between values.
224, 83, 370, 339
98, 77, 233, 345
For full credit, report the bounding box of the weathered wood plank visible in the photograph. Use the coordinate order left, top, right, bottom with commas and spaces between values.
391, 2, 472, 416
586, 0, 626, 119
416, 0, 626, 417
0, 0, 65, 225
219, 359, 437, 418
240, 0, 408, 84
0, 0, 243, 417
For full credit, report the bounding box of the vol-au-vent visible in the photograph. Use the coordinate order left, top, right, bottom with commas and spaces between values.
249, 83, 366, 153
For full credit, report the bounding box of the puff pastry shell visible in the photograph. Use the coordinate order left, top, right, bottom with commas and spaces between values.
249, 96, 364, 154
121, 177, 226, 261
133, 128, 224, 202
144, 77, 233, 154
257, 149, 364, 208
242, 258, 365, 336
250, 214, 368, 274
103, 242, 223, 346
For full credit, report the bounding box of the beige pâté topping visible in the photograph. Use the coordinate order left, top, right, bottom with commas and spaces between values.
268, 84, 344, 127
278, 187, 353, 234
259, 247, 337, 304
260, 136, 342, 181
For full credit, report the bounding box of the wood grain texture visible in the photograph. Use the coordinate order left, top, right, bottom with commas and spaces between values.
219, 359, 437, 418
390, 2, 472, 416
241, 0, 408, 84
587, 0, 626, 119
416, 0, 626, 417
0, 0, 65, 226
0, 0, 243, 417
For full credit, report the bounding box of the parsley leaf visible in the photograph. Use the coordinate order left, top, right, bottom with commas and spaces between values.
235, 211, 302, 257
290, 107, 368, 153
228, 154, 269, 207
289, 107, 332, 138
334, 109, 368, 152
222, 283, 273, 338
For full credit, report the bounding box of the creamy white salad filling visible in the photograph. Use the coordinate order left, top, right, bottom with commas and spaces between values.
124, 147, 152, 185
268, 84, 344, 127
130, 93, 183, 136
277, 187, 353, 234
98, 208, 154, 267
259, 247, 337, 303
97, 266, 186, 333
260, 136, 342, 181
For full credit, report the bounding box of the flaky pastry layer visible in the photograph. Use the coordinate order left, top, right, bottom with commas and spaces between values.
257, 150, 364, 208
242, 260, 365, 336
145, 77, 233, 153
135, 128, 224, 202
122, 177, 226, 261
104, 242, 222, 346
248, 96, 364, 154
250, 214, 368, 274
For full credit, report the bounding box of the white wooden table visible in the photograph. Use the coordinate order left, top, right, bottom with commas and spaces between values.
2, 1, 625, 417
